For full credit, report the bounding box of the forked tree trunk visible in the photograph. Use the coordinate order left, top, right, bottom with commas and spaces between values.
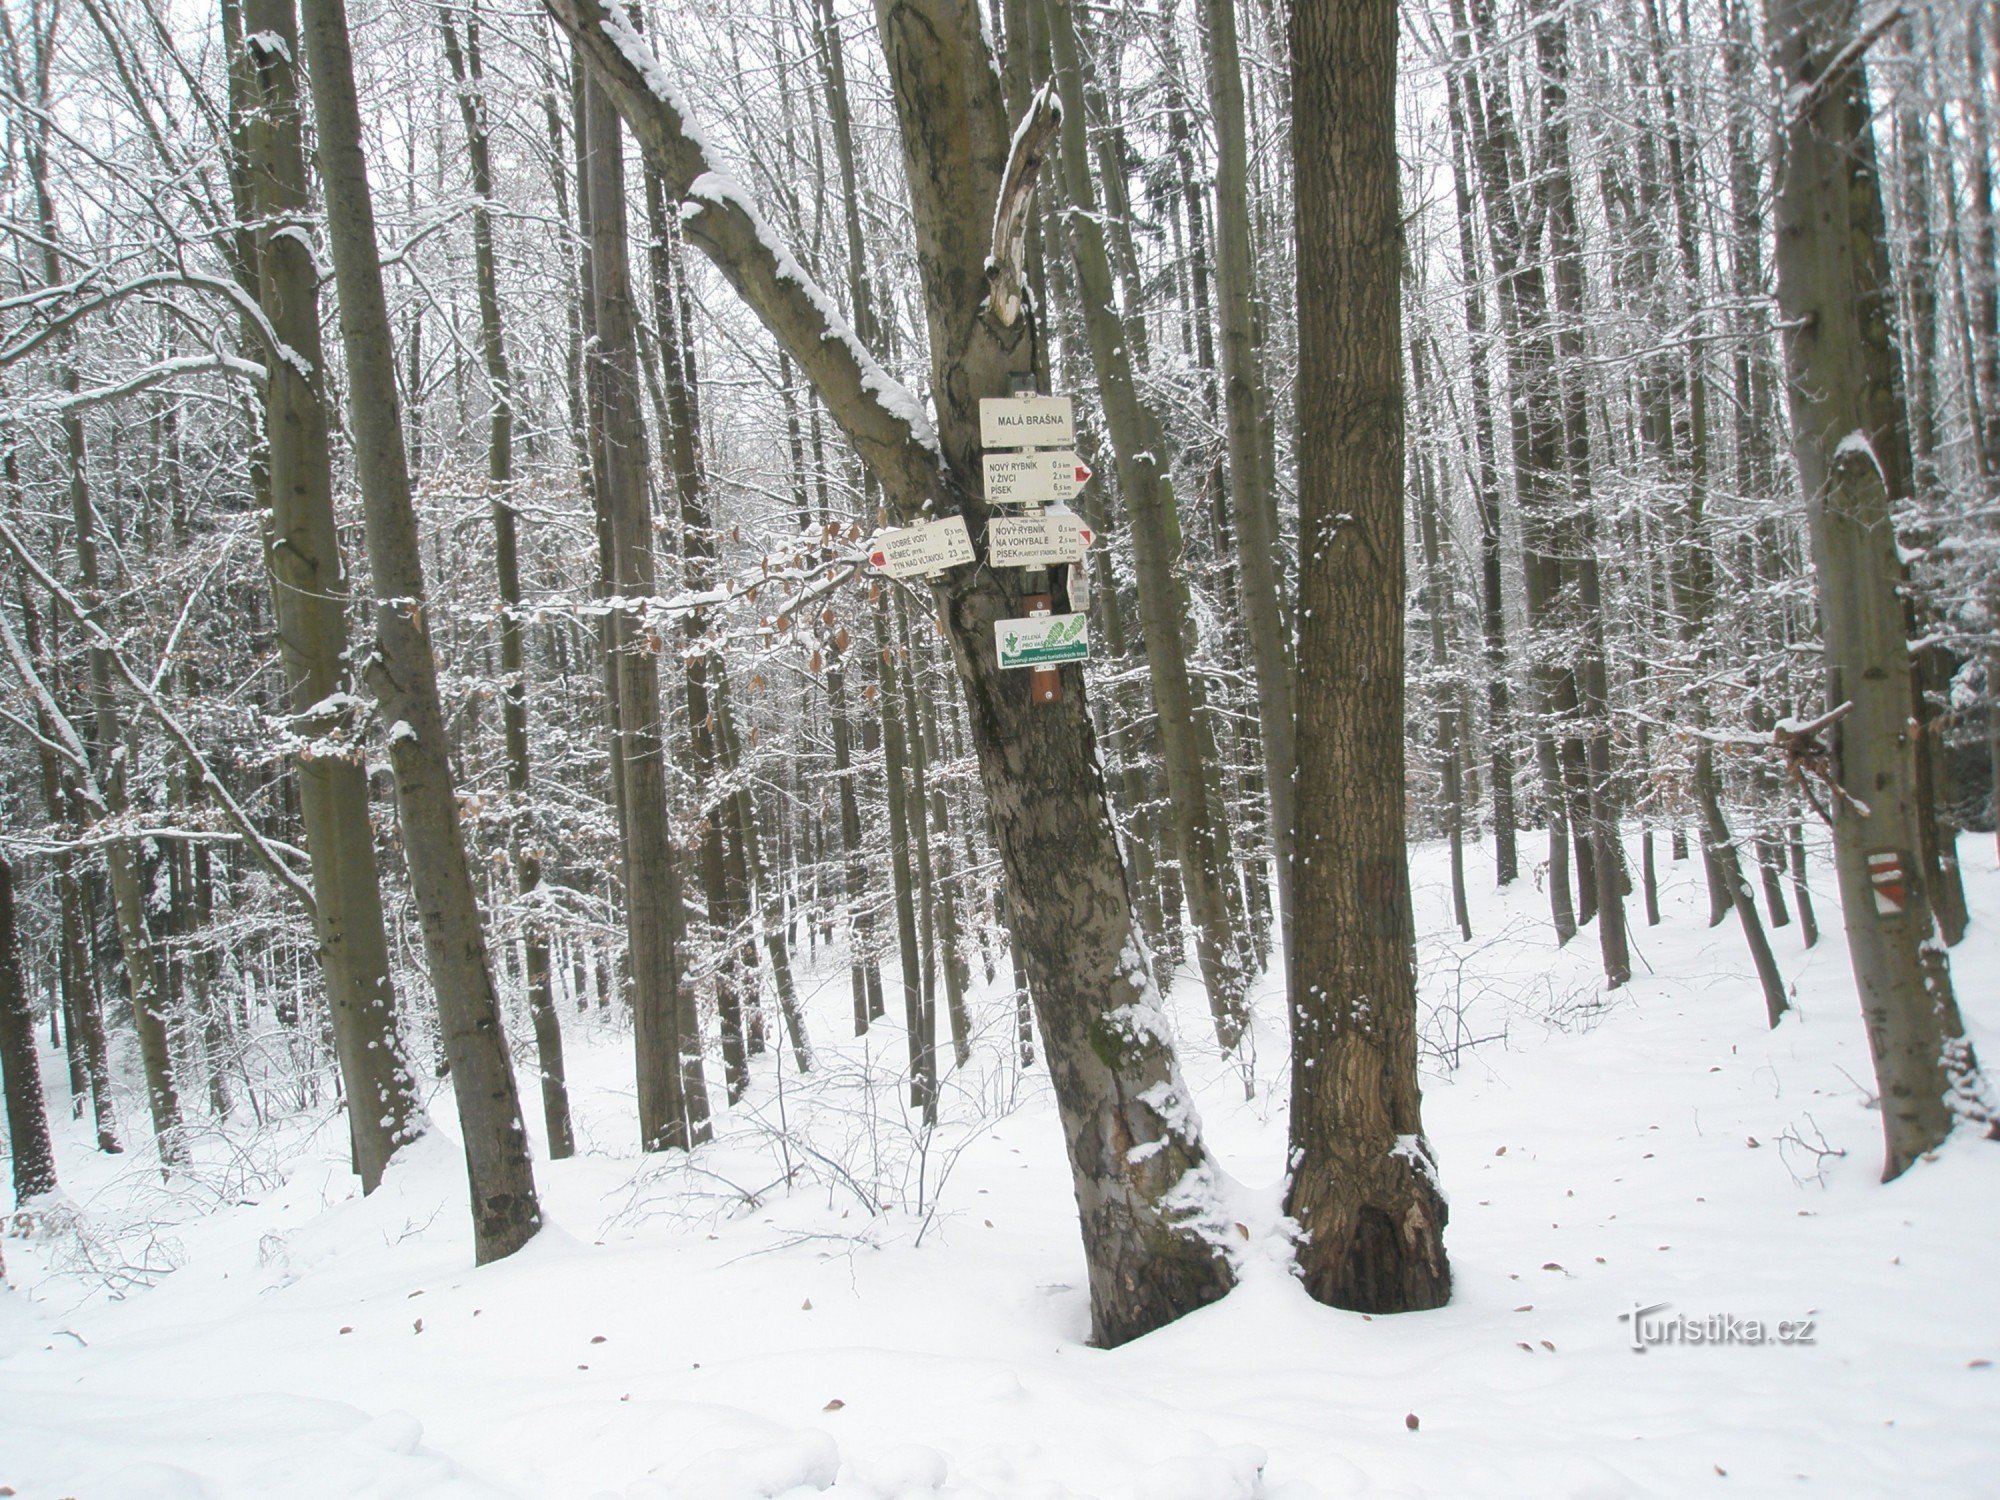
1287, 0, 1450, 1314
299, 0, 542, 1261
549, 0, 1233, 1346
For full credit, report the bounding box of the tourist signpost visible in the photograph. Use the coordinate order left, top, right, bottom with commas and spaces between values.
979, 395, 1093, 704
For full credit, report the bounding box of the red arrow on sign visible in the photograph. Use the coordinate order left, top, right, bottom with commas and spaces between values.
1078, 527, 1095, 547
869, 550, 888, 568
1074, 463, 1092, 485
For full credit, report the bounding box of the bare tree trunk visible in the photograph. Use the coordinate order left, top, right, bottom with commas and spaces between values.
1411, 345, 1473, 942
1765, 0, 1993, 1176
299, 0, 542, 1260
1288, 0, 1450, 1313
812, 0, 891, 1030
1455, 0, 1576, 944
439, 3, 574, 1158
1532, 0, 1629, 986
875, 594, 935, 1121
1638, 0, 1788, 1023
0, 852, 57, 1204
714, 685, 814, 1072
1202, 0, 1295, 966
1045, 0, 1248, 1049
232, 0, 422, 1190
1439, 70, 1519, 887
578, 74, 711, 1149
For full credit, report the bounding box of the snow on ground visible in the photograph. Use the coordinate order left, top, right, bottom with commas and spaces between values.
3, 832, 1997, 1498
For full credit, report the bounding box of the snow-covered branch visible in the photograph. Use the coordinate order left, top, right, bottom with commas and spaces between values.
542, 0, 948, 524
0, 514, 319, 922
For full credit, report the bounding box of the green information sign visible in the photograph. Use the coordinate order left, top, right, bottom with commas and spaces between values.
996, 612, 1090, 670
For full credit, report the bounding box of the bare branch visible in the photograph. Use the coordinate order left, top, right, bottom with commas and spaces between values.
0, 515, 319, 922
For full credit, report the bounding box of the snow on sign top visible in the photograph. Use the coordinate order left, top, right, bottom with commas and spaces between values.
980, 395, 1074, 449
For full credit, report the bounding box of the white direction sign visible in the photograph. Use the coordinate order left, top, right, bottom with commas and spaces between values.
983, 449, 1092, 505
987, 513, 1094, 568
868, 515, 974, 578
979, 394, 1074, 449
996, 611, 1090, 670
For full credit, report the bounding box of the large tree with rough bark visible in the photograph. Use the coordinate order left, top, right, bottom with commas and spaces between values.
1285, 0, 1451, 1313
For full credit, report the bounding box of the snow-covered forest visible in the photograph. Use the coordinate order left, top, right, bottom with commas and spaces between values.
1, 0, 1996, 1492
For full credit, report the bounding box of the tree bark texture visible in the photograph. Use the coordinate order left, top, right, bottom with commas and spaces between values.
1286, 0, 1450, 1313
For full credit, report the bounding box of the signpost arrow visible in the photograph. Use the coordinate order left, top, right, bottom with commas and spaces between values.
988, 513, 1092, 567
867, 515, 974, 578
982, 448, 1092, 505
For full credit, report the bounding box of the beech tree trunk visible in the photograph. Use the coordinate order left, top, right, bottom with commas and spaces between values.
299, 0, 542, 1261
234, 0, 422, 1192
1766, 0, 1993, 1177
